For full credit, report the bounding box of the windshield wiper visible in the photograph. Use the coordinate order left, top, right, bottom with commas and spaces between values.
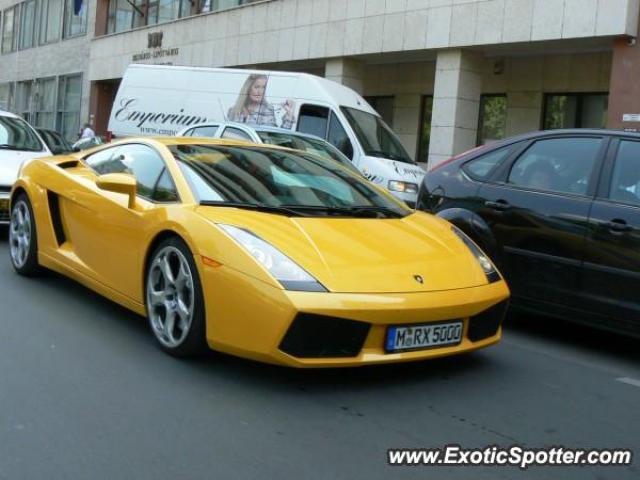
200, 201, 304, 216
0, 144, 41, 152
0, 144, 21, 151
280, 205, 405, 218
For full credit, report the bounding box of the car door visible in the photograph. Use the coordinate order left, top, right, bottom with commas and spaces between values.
477, 135, 606, 309
581, 137, 640, 329
61, 143, 179, 300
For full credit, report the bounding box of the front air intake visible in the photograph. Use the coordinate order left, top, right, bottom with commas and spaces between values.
467, 301, 508, 342
279, 314, 371, 358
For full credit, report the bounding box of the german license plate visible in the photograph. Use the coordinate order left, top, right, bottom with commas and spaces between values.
385, 321, 463, 352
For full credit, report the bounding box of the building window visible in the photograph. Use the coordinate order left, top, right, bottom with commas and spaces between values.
35, 77, 57, 129
104, 0, 260, 34
543, 93, 609, 130
0, 82, 14, 111
107, 0, 145, 33
477, 94, 507, 146
2, 6, 19, 54
364, 96, 394, 128
416, 95, 433, 163
16, 80, 33, 123
63, 0, 88, 38
19, 0, 37, 49
57, 74, 82, 141
39, 0, 63, 44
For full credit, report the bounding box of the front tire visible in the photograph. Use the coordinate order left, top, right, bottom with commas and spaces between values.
145, 237, 206, 357
9, 194, 40, 276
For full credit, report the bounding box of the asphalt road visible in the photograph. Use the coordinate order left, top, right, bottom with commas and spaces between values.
0, 227, 638, 480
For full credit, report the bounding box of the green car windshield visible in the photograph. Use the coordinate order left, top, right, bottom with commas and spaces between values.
170, 144, 409, 218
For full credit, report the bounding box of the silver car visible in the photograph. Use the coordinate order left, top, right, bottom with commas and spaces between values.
176, 122, 363, 177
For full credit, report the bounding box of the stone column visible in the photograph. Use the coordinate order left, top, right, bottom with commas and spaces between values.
324, 58, 365, 94
428, 49, 483, 169
608, 37, 640, 130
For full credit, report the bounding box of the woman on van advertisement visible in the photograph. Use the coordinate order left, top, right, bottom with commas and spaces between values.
227, 74, 296, 129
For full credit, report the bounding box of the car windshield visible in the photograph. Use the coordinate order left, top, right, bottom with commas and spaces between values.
37, 129, 73, 155
341, 107, 414, 164
255, 130, 361, 175
170, 144, 409, 218
0, 116, 43, 152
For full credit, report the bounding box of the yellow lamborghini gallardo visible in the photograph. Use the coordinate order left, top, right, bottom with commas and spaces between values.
9, 137, 509, 367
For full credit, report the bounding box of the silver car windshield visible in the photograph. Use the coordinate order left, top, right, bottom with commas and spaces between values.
255, 130, 361, 175
0, 116, 43, 152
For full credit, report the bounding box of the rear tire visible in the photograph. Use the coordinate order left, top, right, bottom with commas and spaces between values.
145, 236, 207, 357
9, 194, 41, 276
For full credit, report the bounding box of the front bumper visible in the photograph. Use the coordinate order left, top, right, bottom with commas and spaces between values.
0, 191, 10, 224
200, 261, 510, 367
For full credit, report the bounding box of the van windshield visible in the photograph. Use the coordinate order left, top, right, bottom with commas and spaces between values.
0, 116, 43, 152
341, 107, 414, 164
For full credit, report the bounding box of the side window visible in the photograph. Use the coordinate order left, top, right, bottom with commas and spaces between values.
88, 144, 178, 202
191, 126, 218, 137
153, 168, 179, 202
297, 105, 329, 139
221, 127, 252, 141
85, 147, 122, 173
327, 112, 354, 160
508, 137, 602, 195
610, 140, 640, 206
463, 146, 514, 181
182, 128, 195, 137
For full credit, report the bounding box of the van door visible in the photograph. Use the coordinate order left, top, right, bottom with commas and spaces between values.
297, 104, 355, 162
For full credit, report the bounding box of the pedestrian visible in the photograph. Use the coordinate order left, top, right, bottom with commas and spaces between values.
79, 122, 95, 139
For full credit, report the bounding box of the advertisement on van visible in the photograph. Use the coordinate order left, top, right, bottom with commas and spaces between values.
111, 72, 298, 137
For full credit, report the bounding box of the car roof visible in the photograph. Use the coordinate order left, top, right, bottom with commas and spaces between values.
185, 121, 328, 142
0, 110, 21, 119
106, 136, 298, 152
495, 128, 640, 145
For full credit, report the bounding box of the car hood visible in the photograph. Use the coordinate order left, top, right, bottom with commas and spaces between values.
0, 150, 50, 186
196, 207, 488, 293
359, 156, 425, 188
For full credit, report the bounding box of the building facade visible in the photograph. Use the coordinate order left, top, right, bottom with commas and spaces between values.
2, 0, 640, 166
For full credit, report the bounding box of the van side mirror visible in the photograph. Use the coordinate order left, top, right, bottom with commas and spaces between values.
96, 173, 137, 208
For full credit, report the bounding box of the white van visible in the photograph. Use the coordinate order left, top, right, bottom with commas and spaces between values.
108, 65, 425, 206
0, 110, 51, 223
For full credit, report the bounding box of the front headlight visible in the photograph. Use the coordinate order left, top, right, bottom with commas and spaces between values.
388, 180, 418, 194
451, 226, 501, 283
219, 224, 327, 292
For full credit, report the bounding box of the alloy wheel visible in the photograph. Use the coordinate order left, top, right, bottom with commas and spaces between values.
147, 246, 195, 348
9, 200, 32, 269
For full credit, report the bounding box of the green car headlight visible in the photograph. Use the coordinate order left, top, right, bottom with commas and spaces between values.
219, 224, 327, 292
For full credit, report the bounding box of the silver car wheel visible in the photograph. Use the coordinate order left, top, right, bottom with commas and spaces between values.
147, 246, 195, 349
9, 200, 32, 269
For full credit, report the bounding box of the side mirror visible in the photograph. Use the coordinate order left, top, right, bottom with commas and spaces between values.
96, 173, 137, 208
